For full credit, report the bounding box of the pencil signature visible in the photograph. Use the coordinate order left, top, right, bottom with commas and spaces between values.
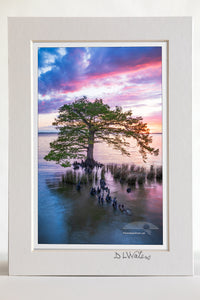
114, 250, 151, 260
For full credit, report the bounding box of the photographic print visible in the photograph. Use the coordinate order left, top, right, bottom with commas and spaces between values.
36, 42, 167, 247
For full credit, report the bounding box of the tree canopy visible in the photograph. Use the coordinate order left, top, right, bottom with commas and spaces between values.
44, 96, 159, 167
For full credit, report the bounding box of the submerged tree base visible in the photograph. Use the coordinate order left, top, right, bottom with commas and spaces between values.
85, 158, 96, 169
73, 159, 104, 170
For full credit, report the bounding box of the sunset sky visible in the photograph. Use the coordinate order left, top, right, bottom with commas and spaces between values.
38, 46, 162, 133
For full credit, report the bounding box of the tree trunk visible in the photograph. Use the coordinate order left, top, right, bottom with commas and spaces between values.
85, 130, 95, 168
87, 143, 94, 161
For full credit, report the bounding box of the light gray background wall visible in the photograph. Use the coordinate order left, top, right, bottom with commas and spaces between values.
0, 0, 199, 274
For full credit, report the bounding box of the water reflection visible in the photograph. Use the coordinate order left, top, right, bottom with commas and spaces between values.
38, 133, 163, 245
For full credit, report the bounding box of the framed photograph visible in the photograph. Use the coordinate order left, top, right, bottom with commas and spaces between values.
8, 17, 193, 275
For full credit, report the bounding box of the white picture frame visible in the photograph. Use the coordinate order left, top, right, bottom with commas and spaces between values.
8, 17, 193, 275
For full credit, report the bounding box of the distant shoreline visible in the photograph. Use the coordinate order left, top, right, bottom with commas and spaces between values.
38, 131, 58, 134
38, 132, 162, 135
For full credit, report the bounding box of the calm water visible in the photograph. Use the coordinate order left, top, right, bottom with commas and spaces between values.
38, 133, 163, 245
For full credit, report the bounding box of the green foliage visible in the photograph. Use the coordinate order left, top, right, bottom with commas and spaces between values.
44, 96, 159, 167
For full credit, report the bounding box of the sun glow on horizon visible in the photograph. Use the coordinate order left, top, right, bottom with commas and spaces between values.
37, 46, 162, 133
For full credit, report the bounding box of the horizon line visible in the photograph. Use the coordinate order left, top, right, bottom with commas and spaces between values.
38, 131, 162, 134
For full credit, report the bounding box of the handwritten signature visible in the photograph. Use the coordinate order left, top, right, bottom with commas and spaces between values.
114, 250, 151, 260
